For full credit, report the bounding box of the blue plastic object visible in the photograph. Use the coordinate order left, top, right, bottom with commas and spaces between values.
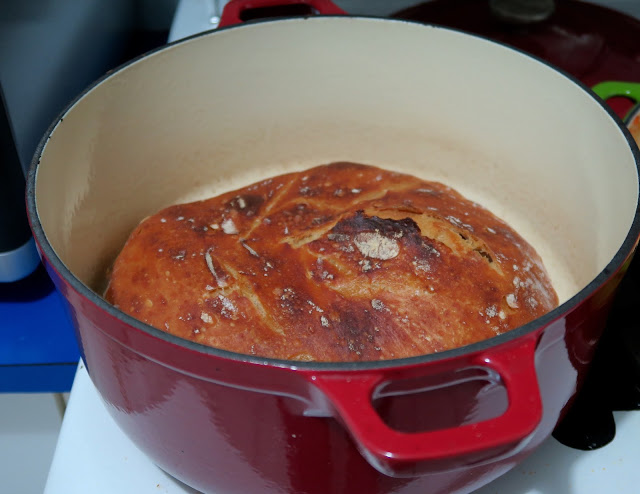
0, 264, 80, 392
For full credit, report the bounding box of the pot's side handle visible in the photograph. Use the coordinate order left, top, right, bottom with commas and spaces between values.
592, 81, 640, 105
218, 0, 346, 28
311, 336, 542, 477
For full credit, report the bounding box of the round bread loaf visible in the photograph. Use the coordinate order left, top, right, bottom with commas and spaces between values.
105, 162, 558, 361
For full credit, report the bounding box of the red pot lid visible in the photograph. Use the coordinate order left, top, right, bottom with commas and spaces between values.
393, 0, 640, 117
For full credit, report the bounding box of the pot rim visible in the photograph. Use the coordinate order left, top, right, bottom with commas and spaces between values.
26, 15, 640, 372
626, 104, 640, 125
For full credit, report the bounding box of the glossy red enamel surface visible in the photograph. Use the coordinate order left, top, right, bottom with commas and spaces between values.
312, 336, 543, 476
40, 249, 633, 494
218, 0, 346, 28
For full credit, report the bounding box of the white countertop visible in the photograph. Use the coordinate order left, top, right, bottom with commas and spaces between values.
44, 363, 640, 494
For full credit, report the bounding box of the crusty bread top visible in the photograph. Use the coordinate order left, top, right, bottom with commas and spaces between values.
105, 162, 558, 361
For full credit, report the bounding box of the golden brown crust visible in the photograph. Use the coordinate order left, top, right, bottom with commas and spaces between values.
105, 162, 558, 361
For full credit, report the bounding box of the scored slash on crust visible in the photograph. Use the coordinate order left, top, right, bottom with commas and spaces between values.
205, 249, 228, 288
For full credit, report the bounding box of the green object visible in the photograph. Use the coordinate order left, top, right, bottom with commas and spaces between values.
592, 81, 640, 120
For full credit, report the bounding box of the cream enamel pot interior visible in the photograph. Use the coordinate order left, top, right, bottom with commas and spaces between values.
27, 16, 640, 494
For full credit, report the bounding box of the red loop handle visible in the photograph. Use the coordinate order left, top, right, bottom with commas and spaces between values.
311, 336, 542, 477
219, 0, 346, 28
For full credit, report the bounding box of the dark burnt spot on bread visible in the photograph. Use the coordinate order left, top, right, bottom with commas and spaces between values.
226, 194, 265, 217
191, 224, 210, 235
325, 161, 371, 172
332, 308, 380, 359
105, 162, 559, 362
332, 211, 420, 240
474, 247, 494, 263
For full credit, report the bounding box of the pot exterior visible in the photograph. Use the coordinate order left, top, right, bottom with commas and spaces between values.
48, 253, 630, 494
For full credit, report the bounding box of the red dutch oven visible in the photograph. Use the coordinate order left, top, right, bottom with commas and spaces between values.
25, 1, 640, 493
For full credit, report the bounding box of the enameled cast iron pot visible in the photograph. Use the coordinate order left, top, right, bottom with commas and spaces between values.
26, 2, 640, 493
